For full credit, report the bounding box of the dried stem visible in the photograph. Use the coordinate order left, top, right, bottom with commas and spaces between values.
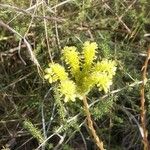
82, 96, 105, 150
0, 20, 42, 74
140, 47, 150, 150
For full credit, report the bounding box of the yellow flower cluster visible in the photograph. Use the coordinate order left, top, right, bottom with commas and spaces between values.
62, 46, 80, 77
93, 59, 117, 93
59, 80, 76, 102
94, 59, 116, 77
95, 73, 113, 93
44, 41, 117, 102
82, 41, 98, 69
44, 63, 68, 83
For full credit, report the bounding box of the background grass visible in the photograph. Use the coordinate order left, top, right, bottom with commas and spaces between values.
0, 0, 150, 149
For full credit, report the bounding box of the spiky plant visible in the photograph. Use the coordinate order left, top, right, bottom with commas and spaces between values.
44, 41, 117, 102
44, 41, 117, 150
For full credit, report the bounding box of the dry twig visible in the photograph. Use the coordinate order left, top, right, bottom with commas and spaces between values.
101, 0, 131, 34
0, 20, 42, 74
140, 47, 150, 150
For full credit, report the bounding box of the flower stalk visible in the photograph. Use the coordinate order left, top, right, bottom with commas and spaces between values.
83, 96, 105, 150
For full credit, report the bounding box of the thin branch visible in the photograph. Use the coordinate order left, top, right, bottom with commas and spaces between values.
53, 133, 66, 150
54, 5, 61, 50
41, 101, 46, 150
18, 39, 26, 65
118, 0, 137, 21
46, 103, 56, 132
0, 20, 42, 73
140, 47, 150, 150
51, 0, 73, 10
0, 72, 34, 91
101, 0, 131, 34
42, 1, 53, 62
79, 130, 88, 150
73, 23, 131, 34
116, 105, 144, 138
35, 114, 80, 150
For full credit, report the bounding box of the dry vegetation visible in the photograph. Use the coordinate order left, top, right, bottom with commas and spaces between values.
0, 0, 150, 150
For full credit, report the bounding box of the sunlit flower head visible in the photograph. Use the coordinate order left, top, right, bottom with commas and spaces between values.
59, 80, 76, 102
44, 41, 117, 102
82, 41, 98, 67
96, 73, 113, 93
44, 63, 68, 83
94, 59, 117, 77
62, 46, 80, 76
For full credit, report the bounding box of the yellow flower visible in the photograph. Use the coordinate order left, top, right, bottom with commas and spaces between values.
44, 41, 117, 102
44, 63, 68, 83
44, 68, 53, 83
94, 59, 117, 77
59, 80, 76, 102
82, 41, 98, 68
96, 73, 113, 93
62, 46, 80, 76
